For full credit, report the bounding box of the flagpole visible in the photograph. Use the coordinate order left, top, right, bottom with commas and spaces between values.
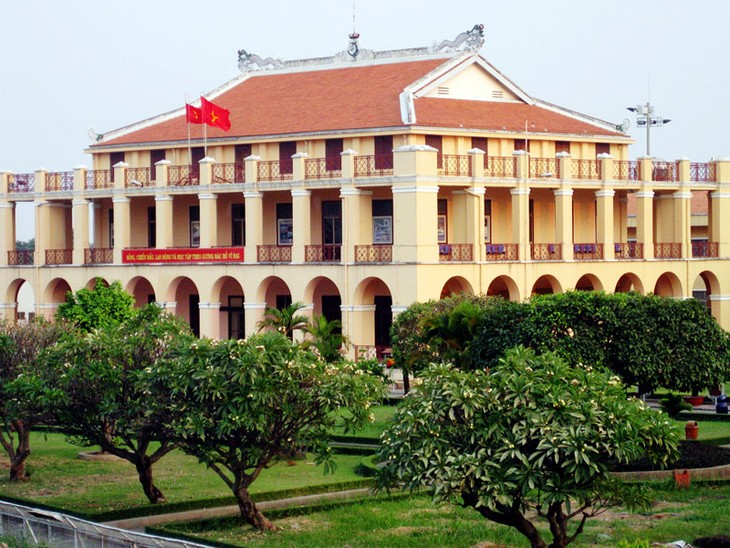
185, 94, 192, 166
201, 95, 208, 159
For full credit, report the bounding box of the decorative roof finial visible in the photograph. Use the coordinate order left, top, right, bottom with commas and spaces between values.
348, 0, 360, 58
430, 24, 485, 53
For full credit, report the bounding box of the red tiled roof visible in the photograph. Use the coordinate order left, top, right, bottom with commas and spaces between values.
98, 58, 448, 147
413, 97, 621, 137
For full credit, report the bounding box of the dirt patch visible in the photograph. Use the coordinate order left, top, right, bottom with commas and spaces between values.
613, 441, 730, 472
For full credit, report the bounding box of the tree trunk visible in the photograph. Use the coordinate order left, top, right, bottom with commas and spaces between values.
402, 369, 411, 394
135, 456, 166, 504
234, 485, 278, 531
8, 420, 31, 482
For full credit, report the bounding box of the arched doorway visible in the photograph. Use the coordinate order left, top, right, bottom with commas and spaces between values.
486, 275, 520, 301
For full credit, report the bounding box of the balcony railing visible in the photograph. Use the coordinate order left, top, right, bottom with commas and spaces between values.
690, 162, 716, 182
355, 245, 392, 263
654, 242, 682, 259
691, 241, 719, 258
46, 249, 73, 265
257, 245, 291, 263
7, 250, 34, 265
169, 165, 198, 186
485, 156, 517, 178
613, 160, 640, 181
8, 173, 35, 193
530, 157, 560, 179
85, 169, 112, 190
125, 167, 151, 188
439, 154, 471, 177
212, 162, 244, 184
652, 161, 678, 182
45, 171, 73, 192
484, 243, 518, 261
573, 243, 603, 260
531, 243, 562, 261
304, 157, 342, 180
354, 154, 393, 177
84, 248, 113, 264
354, 345, 392, 362
258, 160, 293, 182
615, 242, 643, 260
305, 244, 341, 262
571, 159, 602, 180
438, 243, 473, 262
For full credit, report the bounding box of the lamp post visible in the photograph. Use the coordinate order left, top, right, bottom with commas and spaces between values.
627, 102, 671, 157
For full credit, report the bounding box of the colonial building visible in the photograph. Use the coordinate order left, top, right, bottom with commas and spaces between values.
1, 27, 728, 357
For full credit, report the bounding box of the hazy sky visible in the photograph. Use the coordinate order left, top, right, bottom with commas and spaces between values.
2, 0, 729, 239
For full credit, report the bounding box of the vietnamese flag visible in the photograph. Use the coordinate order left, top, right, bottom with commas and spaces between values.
200, 97, 231, 131
186, 103, 203, 124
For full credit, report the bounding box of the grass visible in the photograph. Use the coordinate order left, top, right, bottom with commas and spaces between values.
0, 431, 368, 517
162, 483, 730, 547
331, 404, 396, 439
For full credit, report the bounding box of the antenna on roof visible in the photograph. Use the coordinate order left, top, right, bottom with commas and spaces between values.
348, 0, 360, 58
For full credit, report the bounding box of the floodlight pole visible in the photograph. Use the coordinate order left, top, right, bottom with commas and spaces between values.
627, 102, 671, 157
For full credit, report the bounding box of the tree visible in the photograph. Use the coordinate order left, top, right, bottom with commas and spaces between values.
31, 305, 193, 503
256, 301, 309, 338
303, 314, 349, 363
0, 319, 68, 481
159, 332, 385, 530
56, 278, 134, 332
376, 347, 679, 548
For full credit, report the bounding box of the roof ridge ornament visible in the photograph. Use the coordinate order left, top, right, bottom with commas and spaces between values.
430, 24, 485, 54
237, 49, 284, 72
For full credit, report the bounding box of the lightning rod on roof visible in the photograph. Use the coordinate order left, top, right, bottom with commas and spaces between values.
348, 0, 360, 58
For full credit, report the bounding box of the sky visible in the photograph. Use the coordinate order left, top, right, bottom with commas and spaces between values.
2, 0, 730, 239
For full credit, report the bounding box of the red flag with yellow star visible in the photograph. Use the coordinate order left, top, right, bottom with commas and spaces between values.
185, 103, 203, 124
200, 97, 231, 131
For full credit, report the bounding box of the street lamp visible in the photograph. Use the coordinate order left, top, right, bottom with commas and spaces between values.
627, 102, 671, 157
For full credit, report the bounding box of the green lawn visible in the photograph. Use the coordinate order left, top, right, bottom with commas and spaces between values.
331, 404, 396, 439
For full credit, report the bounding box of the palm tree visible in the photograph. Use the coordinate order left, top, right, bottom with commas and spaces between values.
256, 301, 309, 339
303, 314, 350, 363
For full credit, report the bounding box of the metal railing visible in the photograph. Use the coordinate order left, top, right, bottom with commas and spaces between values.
354, 154, 393, 177
484, 243, 518, 261
571, 159, 602, 180
438, 243, 473, 262
257, 245, 291, 262
692, 241, 719, 258
45, 171, 73, 192
305, 157, 342, 179
652, 161, 678, 182
573, 243, 603, 260
354, 345, 391, 361
8, 173, 35, 193
84, 247, 113, 264
529, 157, 560, 179
439, 154, 471, 177
212, 162, 244, 183
7, 250, 34, 265
615, 242, 643, 259
45, 249, 73, 265
654, 242, 682, 258
690, 162, 716, 182
168, 165, 198, 186
485, 156, 517, 178
305, 244, 341, 262
613, 160, 640, 181
258, 160, 293, 182
125, 167, 151, 188
86, 169, 112, 190
355, 245, 392, 263
531, 243, 562, 260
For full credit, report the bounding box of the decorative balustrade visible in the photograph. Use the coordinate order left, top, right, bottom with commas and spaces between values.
355, 245, 392, 263
125, 167, 151, 188
531, 243, 562, 261
691, 241, 719, 258
484, 156, 517, 178
690, 162, 716, 182
84, 247, 113, 264
652, 161, 678, 182
257, 245, 291, 262
305, 244, 341, 262
654, 242, 682, 259
571, 159, 602, 180
305, 158, 341, 179
573, 243, 603, 260
45, 249, 73, 265
86, 169, 112, 190
614, 242, 643, 260
7, 250, 34, 265
168, 165, 198, 186
45, 171, 73, 192
529, 157, 560, 179
8, 173, 35, 193
257, 160, 292, 182
438, 243, 473, 262
439, 154, 471, 177
613, 160, 640, 181
354, 345, 391, 362
211, 162, 244, 183
354, 154, 393, 177
484, 243, 518, 261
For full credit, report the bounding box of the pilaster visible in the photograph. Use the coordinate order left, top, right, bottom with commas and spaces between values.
291, 188, 311, 263
112, 196, 130, 263
198, 193, 218, 248
72, 198, 90, 264
155, 195, 173, 249
595, 189, 615, 259
635, 189, 655, 259
554, 188, 573, 261
673, 189, 692, 258
340, 186, 370, 263
244, 191, 263, 263
510, 186, 530, 261
391, 185, 439, 263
